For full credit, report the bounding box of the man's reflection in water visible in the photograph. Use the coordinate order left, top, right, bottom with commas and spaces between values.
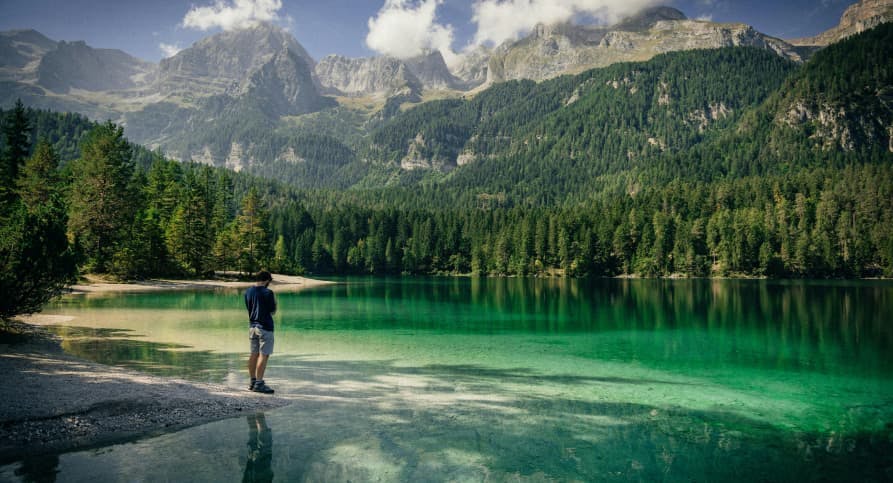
243, 413, 273, 483
15, 455, 59, 483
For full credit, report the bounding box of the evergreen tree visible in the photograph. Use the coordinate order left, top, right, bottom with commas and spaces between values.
1, 100, 31, 203
236, 188, 271, 274
165, 172, 214, 276
67, 122, 135, 273
0, 140, 76, 320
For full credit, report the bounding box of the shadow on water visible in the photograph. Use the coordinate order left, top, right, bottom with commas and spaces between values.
5, 349, 892, 481
266, 354, 893, 481
407, 364, 701, 387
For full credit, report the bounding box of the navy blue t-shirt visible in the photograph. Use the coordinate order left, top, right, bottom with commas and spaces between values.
245, 285, 276, 331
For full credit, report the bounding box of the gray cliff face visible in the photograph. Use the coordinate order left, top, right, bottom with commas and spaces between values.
779, 95, 893, 153
451, 46, 491, 89
614, 6, 688, 31
157, 23, 319, 98
791, 0, 893, 46
315, 55, 422, 97
404, 50, 460, 90
486, 7, 803, 84
0, 30, 57, 70
35, 41, 153, 92
238, 49, 333, 117
315, 50, 459, 97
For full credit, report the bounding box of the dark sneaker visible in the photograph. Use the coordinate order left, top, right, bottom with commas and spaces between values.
252, 381, 275, 394
248, 380, 256, 391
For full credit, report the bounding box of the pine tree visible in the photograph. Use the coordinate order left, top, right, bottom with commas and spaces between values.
0, 139, 76, 320
236, 188, 271, 274
67, 122, 135, 273
16, 141, 61, 208
165, 173, 213, 276
1, 100, 31, 203
272, 235, 289, 274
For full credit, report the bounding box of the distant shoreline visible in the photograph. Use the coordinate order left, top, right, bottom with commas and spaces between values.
67, 273, 334, 295
63, 273, 890, 297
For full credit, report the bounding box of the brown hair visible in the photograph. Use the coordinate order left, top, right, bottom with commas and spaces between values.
255, 270, 272, 282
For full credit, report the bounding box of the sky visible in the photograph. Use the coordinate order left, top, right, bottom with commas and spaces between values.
0, 0, 856, 64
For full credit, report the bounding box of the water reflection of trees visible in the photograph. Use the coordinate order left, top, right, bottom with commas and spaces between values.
52, 290, 240, 311
322, 278, 893, 374
50, 279, 893, 376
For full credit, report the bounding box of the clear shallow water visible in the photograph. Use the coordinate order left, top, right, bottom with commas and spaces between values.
3, 278, 893, 481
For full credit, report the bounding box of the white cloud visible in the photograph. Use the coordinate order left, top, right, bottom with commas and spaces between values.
696, 14, 713, 21
471, 0, 661, 46
182, 0, 283, 31
366, 0, 459, 65
159, 42, 183, 58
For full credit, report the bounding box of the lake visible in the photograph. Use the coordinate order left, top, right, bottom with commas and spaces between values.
3, 277, 893, 481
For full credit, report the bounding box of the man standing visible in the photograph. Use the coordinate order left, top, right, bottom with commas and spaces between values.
246, 270, 276, 394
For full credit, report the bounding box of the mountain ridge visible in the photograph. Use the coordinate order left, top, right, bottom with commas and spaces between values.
1, 1, 890, 170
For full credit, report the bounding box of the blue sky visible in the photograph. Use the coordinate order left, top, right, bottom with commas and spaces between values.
0, 0, 855, 63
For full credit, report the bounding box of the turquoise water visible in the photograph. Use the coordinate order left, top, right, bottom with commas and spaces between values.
3, 278, 893, 481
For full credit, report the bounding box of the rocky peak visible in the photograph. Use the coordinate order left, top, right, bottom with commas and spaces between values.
839, 0, 893, 29
315, 55, 422, 98
36, 40, 152, 92
452, 46, 491, 89
791, 0, 893, 46
237, 48, 333, 117
532, 23, 550, 39
522, 22, 606, 47
404, 49, 460, 90
614, 6, 688, 31
158, 23, 314, 93
0, 29, 57, 69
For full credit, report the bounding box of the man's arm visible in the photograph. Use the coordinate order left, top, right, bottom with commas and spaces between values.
268, 290, 277, 314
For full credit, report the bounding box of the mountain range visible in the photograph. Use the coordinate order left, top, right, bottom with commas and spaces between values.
0, 0, 891, 173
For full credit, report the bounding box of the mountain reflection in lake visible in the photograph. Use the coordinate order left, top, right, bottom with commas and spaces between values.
3, 278, 891, 481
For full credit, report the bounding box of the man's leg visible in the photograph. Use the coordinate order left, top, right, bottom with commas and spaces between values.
248, 327, 261, 389
251, 329, 275, 393
248, 353, 259, 380
255, 354, 269, 381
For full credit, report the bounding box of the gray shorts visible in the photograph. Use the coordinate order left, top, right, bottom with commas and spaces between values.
249, 327, 274, 356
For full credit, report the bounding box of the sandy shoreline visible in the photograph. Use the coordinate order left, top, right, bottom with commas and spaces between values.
0, 274, 329, 464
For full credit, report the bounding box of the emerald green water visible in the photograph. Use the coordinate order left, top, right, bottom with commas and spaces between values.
3, 278, 893, 481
